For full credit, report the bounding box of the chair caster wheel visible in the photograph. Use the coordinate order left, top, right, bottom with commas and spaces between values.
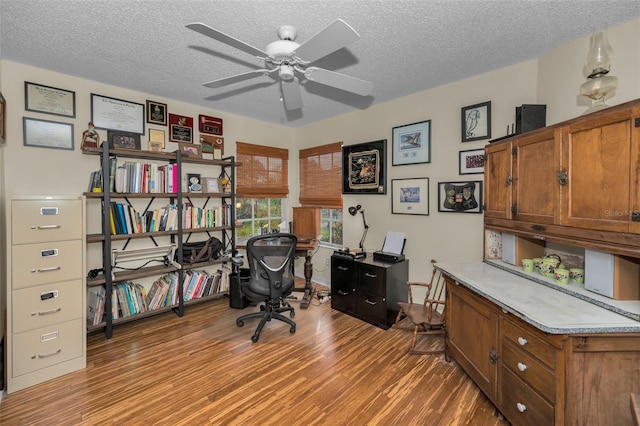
237, 320, 244, 327
290, 311, 295, 318
251, 335, 259, 343
260, 305, 265, 311
290, 326, 296, 334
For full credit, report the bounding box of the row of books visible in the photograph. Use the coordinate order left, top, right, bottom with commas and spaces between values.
109, 202, 232, 235
183, 266, 231, 301
115, 161, 180, 194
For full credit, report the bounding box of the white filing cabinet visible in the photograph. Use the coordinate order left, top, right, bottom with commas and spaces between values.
6, 196, 86, 393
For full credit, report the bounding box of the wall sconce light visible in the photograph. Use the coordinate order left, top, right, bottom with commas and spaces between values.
579, 29, 618, 115
348, 204, 369, 259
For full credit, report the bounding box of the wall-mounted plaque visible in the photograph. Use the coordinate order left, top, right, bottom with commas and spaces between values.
169, 113, 193, 143
198, 114, 223, 135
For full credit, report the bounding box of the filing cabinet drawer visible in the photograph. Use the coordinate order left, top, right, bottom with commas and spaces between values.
12, 240, 82, 288
501, 366, 554, 426
12, 318, 84, 377
502, 338, 555, 402
12, 280, 83, 333
12, 199, 83, 244
502, 317, 555, 368
359, 263, 384, 295
357, 291, 387, 327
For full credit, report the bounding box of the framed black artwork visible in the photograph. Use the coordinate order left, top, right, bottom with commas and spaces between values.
437, 180, 483, 213
342, 139, 387, 194
461, 101, 491, 142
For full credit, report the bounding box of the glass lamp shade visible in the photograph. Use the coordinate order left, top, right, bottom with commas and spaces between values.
580, 74, 618, 114
585, 31, 614, 78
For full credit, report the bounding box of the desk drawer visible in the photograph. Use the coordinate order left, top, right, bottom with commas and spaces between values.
357, 291, 387, 328
12, 318, 83, 377
359, 263, 384, 295
502, 338, 555, 402
12, 240, 82, 288
501, 366, 554, 426
12, 280, 83, 333
12, 199, 82, 244
502, 317, 555, 368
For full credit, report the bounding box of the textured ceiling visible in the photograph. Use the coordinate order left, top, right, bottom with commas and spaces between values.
1, 0, 639, 127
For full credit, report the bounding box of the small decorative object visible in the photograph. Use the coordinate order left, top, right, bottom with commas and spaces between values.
169, 113, 193, 143
392, 120, 431, 166
348, 204, 369, 258
187, 173, 202, 193
25, 82, 76, 118
459, 148, 485, 174
81, 121, 100, 150
179, 142, 201, 158
220, 177, 231, 193
342, 139, 387, 194
203, 177, 221, 193
23, 117, 74, 150
146, 100, 167, 125
107, 130, 141, 150
148, 129, 165, 152
461, 101, 491, 142
391, 178, 429, 215
569, 268, 585, 284
437, 180, 482, 213
579, 30, 618, 115
198, 114, 223, 135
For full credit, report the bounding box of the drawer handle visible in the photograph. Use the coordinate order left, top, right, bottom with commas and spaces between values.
337, 290, 350, 296
36, 308, 62, 316
516, 402, 527, 413
338, 266, 349, 271
365, 299, 377, 305
364, 272, 377, 278
517, 337, 528, 346
33, 266, 61, 273
35, 225, 61, 230
35, 349, 62, 359
517, 362, 527, 372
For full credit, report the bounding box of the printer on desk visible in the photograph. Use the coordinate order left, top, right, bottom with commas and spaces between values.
373, 231, 406, 264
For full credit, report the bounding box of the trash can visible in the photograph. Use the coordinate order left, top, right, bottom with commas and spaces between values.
229, 268, 250, 309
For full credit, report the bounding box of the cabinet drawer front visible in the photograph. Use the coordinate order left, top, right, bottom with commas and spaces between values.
331, 290, 357, 314
502, 339, 555, 402
501, 366, 554, 426
502, 318, 555, 368
12, 240, 83, 288
12, 280, 83, 333
12, 199, 82, 244
357, 291, 387, 327
359, 264, 384, 295
12, 319, 84, 377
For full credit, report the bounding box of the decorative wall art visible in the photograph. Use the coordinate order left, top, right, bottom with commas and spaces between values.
91, 94, 145, 134
179, 142, 202, 158
342, 139, 387, 194
169, 113, 193, 143
392, 120, 431, 166
107, 130, 141, 150
146, 100, 167, 125
391, 178, 429, 215
459, 148, 485, 174
25, 82, 76, 118
461, 101, 491, 142
438, 180, 483, 213
23, 117, 74, 150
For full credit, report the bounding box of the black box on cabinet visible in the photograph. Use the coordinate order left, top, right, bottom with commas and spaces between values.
516, 104, 546, 135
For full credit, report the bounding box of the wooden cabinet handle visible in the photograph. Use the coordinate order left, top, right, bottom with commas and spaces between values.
557, 170, 568, 185
517, 362, 527, 372
518, 337, 528, 346
517, 402, 527, 413
505, 175, 512, 186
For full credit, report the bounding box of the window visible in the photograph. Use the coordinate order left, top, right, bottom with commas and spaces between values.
299, 142, 343, 246
236, 142, 289, 244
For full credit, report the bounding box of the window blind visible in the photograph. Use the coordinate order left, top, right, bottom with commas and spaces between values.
299, 142, 342, 209
236, 142, 289, 198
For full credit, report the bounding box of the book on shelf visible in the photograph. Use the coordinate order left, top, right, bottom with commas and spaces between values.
87, 286, 106, 326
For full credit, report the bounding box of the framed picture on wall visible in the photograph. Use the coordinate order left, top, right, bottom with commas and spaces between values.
459, 148, 485, 174
461, 101, 491, 142
342, 139, 387, 194
437, 180, 483, 213
392, 120, 431, 166
391, 177, 429, 215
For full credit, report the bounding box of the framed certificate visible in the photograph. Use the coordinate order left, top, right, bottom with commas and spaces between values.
24, 82, 76, 118
91, 93, 145, 134
23, 117, 74, 150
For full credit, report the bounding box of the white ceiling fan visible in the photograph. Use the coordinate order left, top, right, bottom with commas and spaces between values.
186, 19, 374, 111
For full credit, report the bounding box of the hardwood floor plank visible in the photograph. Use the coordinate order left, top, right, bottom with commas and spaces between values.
0, 283, 506, 425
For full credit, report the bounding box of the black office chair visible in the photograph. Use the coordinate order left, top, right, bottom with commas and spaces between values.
236, 233, 298, 342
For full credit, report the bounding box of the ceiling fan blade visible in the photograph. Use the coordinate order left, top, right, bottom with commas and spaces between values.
281, 78, 303, 111
203, 69, 274, 88
293, 19, 360, 63
304, 67, 374, 96
187, 23, 269, 59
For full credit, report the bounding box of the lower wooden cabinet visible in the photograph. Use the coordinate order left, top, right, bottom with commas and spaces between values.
445, 278, 640, 426
331, 255, 408, 329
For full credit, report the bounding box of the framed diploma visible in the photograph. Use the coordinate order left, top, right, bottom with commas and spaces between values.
169, 113, 193, 143
23, 117, 74, 150
24, 82, 76, 118
91, 93, 145, 134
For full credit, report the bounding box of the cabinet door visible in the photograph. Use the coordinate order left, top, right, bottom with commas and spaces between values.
561, 108, 634, 232
446, 279, 499, 401
484, 141, 513, 219
513, 129, 559, 225
330, 256, 357, 314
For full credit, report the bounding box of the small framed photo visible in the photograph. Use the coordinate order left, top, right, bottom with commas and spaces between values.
459, 148, 485, 174
391, 178, 429, 215
203, 177, 221, 193
461, 101, 491, 142
438, 181, 483, 213
148, 141, 163, 152
187, 173, 202, 193
148, 128, 165, 151
179, 142, 201, 158
146, 100, 167, 125
108, 131, 141, 150
392, 120, 431, 166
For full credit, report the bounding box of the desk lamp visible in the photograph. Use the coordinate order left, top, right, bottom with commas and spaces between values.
348, 204, 369, 259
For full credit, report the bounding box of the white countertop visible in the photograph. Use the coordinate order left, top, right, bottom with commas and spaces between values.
435, 262, 640, 334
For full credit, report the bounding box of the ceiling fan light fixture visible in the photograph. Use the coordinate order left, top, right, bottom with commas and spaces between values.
279, 64, 295, 81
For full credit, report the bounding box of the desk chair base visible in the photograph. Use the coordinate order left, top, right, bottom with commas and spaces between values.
237, 299, 296, 343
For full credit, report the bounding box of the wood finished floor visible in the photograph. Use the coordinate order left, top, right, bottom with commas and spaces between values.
0, 282, 507, 426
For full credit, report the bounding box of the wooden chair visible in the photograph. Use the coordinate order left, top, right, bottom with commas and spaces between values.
394, 259, 447, 356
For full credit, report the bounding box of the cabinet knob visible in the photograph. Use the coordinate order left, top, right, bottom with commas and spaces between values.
505, 175, 512, 186
557, 170, 568, 185
516, 402, 527, 413
517, 362, 527, 372
517, 337, 528, 346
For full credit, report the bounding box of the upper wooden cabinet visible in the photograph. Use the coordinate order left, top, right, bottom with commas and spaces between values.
484, 99, 640, 257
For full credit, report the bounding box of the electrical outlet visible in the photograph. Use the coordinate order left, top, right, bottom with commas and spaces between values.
324, 259, 329, 266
